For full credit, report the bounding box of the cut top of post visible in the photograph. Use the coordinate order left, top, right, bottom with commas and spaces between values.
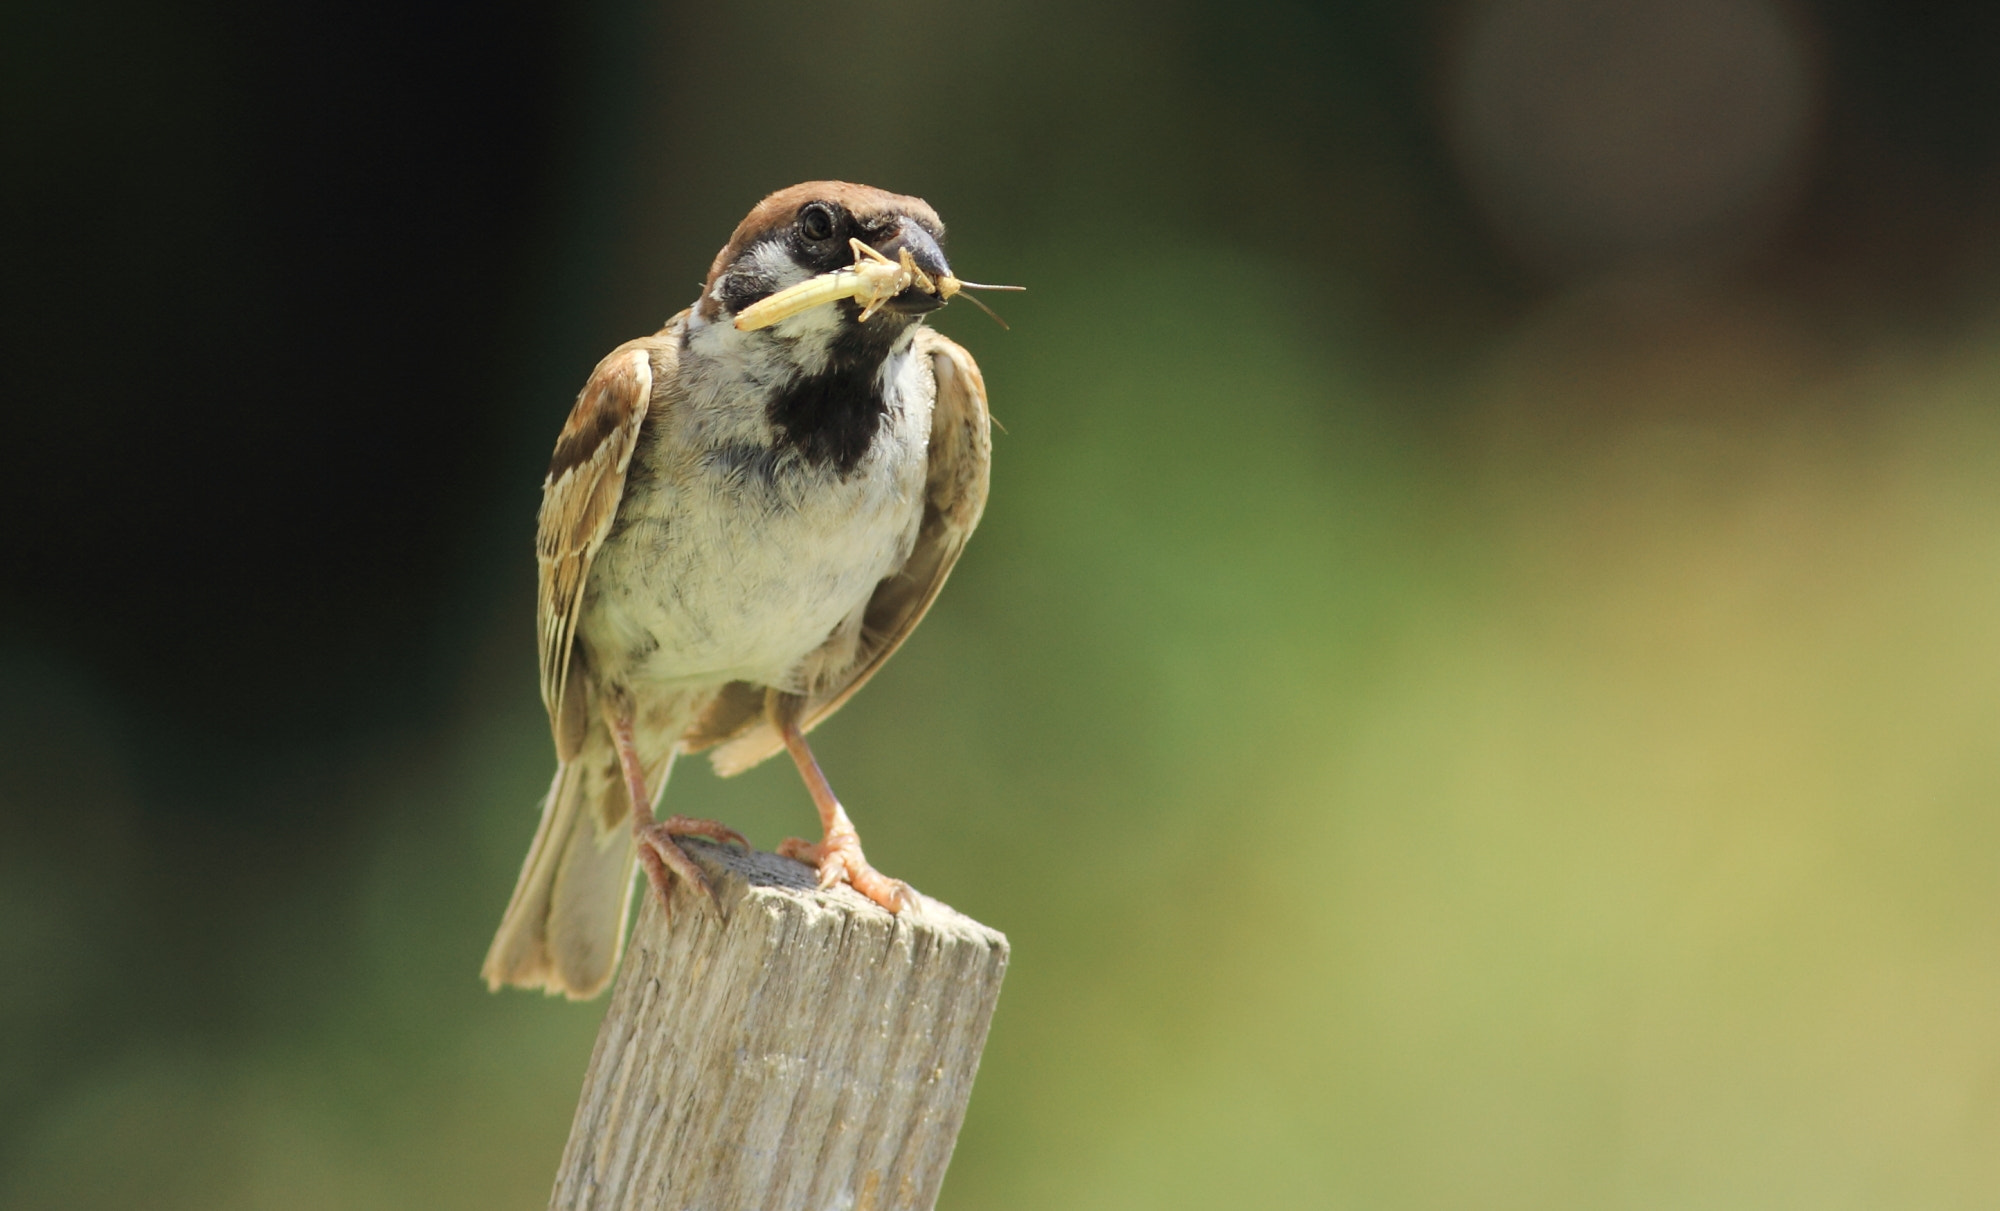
550, 841, 1009, 1211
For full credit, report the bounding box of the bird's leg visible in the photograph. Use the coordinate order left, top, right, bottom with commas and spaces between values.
772, 698, 909, 913
605, 706, 748, 913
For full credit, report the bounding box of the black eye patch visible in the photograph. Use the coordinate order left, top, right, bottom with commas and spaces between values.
715, 264, 778, 316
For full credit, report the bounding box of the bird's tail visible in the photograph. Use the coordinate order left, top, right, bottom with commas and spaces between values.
483, 733, 662, 999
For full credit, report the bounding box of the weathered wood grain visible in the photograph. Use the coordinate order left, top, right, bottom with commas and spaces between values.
549, 841, 1009, 1211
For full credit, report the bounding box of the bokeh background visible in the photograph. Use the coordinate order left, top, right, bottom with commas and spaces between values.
7, 0, 2000, 1206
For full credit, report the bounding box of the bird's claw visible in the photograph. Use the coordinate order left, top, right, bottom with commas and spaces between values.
660, 815, 750, 851
634, 815, 747, 914
778, 830, 910, 913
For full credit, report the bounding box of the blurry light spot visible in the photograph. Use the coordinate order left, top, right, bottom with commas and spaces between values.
1445, 0, 1819, 275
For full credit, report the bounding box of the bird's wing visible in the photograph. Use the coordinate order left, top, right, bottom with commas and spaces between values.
699, 327, 992, 774
537, 323, 677, 757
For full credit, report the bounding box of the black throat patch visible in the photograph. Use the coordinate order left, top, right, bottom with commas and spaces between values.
766, 308, 906, 476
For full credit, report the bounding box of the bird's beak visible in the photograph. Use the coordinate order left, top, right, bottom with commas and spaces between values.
873, 220, 951, 316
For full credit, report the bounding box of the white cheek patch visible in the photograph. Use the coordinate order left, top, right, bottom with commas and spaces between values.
706, 241, 813, 309
753, 243, 843, 361
749, 242, 811, 291
737, 242, 842, 344
690, 239, 847, 377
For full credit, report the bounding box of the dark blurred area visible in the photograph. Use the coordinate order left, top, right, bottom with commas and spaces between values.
4, 0, 574, 1143
6, 1, 2000, 1206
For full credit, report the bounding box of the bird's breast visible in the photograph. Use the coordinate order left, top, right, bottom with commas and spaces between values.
578, 346, 934, 692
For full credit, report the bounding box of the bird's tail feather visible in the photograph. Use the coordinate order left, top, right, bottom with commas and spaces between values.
482, 738, 652, 999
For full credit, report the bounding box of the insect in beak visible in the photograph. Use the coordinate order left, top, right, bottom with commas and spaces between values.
735, 238, 1023, 332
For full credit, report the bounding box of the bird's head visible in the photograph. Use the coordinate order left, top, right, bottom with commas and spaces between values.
694, 182, 952, 345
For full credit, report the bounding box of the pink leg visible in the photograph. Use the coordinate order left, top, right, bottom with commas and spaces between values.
606, 708, 748, 913
773, 708, 908, 913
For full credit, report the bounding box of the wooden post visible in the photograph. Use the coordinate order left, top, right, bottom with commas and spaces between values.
548, 840, 1009, 1211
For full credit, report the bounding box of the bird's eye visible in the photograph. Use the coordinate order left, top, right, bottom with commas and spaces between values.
799, 203, 836, 242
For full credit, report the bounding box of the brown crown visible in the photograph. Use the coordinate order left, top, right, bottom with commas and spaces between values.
704, 181, 944, 289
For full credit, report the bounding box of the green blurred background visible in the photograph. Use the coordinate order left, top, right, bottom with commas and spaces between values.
7, 0, 2000, 1206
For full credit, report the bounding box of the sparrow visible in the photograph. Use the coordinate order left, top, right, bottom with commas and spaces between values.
482, 182, 998, 999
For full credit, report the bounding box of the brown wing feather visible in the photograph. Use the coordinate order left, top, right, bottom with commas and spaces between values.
537, 324, 678, 756
699, 328, 991, 774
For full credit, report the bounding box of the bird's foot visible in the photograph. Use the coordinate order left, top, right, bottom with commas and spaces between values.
634, 815, 750, 913
777, 828, 909, 913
